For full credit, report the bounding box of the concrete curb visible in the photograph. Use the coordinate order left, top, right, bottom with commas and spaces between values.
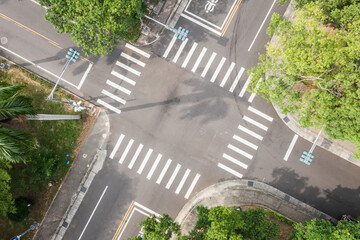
175, 179, 335, 235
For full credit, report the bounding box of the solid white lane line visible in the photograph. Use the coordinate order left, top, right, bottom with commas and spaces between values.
283, 134, 299, 161
184, 174, 200, 199
166, 163, 181, 189
210, 57, 226, 83
227, 144, 253, 160
220, 62, 236, 87
238, 125, 263, 141
116, 61, 141, 76
217, 163, 243, 178
163, 35, 177, 58
96, 99, 121, 114
137, 149, 153, 174
201, 52, 217, 78
106, 79, 131, 95
248, 78, 263, 103
125, 43, 151, 58
156, 159, 172, 184
191, 47, 207, 72
110, 134, 125, 159
146, 154, 162, 180
121, 52, 146, 67
239, 74, 252, 97
101, 90, 126, 105
248, 0, 277, 52
233, 135, 258, 150
175, 169, 191, 194
223, 153, 249, 169
182, 42, 198, 68
78, 63, 93, 90
229, 67, 245, 92
111, 70, 136, 86
173, 38, 188, 63
248, 106, 273, 122
243, 116, 268, 131
119, 139, 134, 164
180, 13, 222, 35
128, 144, 143, 169
78, 186, 108, 240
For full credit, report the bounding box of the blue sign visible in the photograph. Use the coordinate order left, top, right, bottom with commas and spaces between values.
10, 237, 19, 240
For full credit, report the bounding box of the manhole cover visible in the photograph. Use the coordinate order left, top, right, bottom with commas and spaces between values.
1, 37, 8, 45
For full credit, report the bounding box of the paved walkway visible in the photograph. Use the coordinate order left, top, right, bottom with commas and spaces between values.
175, 179, 335, 235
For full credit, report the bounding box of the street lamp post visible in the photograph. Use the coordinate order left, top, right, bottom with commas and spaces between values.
10, 222, 39, 240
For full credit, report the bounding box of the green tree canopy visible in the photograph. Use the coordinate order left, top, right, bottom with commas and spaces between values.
0, 160, 14, 217
39, 0, 146, 56
249, 1, 360, 155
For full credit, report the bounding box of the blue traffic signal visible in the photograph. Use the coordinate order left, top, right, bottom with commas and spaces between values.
66, 48, 80, 62
300, 151, 314, 165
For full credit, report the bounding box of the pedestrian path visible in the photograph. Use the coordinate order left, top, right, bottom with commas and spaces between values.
162, 36, 256, 101
218, 106, 273, 178
97, 44, 151, 114
109, 133, 201, 199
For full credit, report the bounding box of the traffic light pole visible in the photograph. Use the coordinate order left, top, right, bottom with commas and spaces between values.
47, 57, 72, 100
304, 125, 325, 162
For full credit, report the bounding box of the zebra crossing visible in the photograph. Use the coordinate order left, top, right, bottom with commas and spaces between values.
109, 133, 201, 199
97, 44, 151, 114
218, 106, 273, 178
162, 36, 257, 101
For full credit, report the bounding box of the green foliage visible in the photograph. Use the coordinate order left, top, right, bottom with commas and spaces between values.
290, 218, 360, 239
7, 197, 32, 222
39, 0, 146, 56
0, 160, 14, 217
248, 2, 360, 156
268, 210, 295, 225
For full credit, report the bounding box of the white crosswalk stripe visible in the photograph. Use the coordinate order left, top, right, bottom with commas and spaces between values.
101, 90, 126, 105
156, 159, 172, 184
201, 52, 217, 78
248, 106, 273, 122
239, 74, 252, 97
166, 164, 181, 189
163, 35, 177, 58
111, 70, 136, 86
184, 174, 200, 199
146, 154, 162, 180
128, 144, 143, 169
229, 67, 245, 93
227, 144, 253, 160
233, 134, 258, 150
97, 99, 121, 114
173, 38, 188, 63
106, 80, 131, 95
210, 57, 226, 83
238, 125, 263, 140
110, 134, 125, 159
218, 163, 243, 178
121, 52, 146, 67
182, 42, 198, 68
223, 153, 249, 169
137, 149, 153, 174
175, 169, 191, 194
243, 116, 268, 131
191, 47, 207, 73
119, 139, 134, 164
220, 62, 236, 87
248, 78, 262, 103
125, 43, 151, 58
116, 61, 141, 76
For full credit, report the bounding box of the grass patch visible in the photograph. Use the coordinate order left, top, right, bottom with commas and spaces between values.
268, 210, 295, 225
0, 63, 85, 240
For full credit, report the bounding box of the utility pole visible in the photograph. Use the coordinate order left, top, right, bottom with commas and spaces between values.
10, 222, 39, 240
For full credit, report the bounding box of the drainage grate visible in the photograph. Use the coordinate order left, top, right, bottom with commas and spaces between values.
283, 116, 290, 123
248, 181, 254, 187
62, 221, 69, 228
80, 187, 87, 193
284, 195, 290, 202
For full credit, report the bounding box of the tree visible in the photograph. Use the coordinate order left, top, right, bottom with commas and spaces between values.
0, 160, 14, 217
0, 82, 36, 163
39, 0, 146, 56
290, 218, 360, 239
7, 197, 32, 222
248, 2, 360, 155
129, 214, 181, 240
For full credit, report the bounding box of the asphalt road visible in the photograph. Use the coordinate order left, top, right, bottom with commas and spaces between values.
1, 1, 360, 240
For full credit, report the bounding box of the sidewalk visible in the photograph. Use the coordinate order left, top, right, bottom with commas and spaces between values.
33, 110, 110, 240
175, 179, 335, 236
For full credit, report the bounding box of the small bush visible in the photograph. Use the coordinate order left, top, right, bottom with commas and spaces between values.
268, 210, 295, 225
7, 197, 32, 222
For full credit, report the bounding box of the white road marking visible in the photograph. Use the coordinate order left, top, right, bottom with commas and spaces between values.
128, 144, 143, 169
110, 134, 125, 159
191, 47, 207, 72
201, 52, 217, 78
101, 90, 126, 105
210, 57, 226, 83
78, 63, 93, 90
220, 62, 236, 87
163, 35, 177, 58
238, 125, 263, 141
233, 135, 258, 150
184, 173, 200, 199
239, 74, 252, 97
217, 163, 243, 178
156, 159, 172, 184
97, 99, 121, 114
180, 13, 222, 35
119, 139, 134, 164
116, 61, 141, 76
283, 134, 299, 161
106, 80, 131, 95
146, 154, 162, 180
110, 71, 136, 86
134, 202, 160, 217
227, 144, 253, 160
182, 42, 198, 68
175, 169, 191, 194
243, 116, 268, 131
125, 43, 150, 58
166, 164, 181, 189
229, 67, 245, 93
78, 186, 108, 240
223, 153, 249, 169
248, 78, 263, 103
173, 38, 188, 63
121, 52, 146, 67
248, 0, 277, 51
248, 106, 273, 122
137, 149, 153, 174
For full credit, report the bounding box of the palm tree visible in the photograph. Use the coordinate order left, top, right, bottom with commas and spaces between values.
0, 82, 36, 163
